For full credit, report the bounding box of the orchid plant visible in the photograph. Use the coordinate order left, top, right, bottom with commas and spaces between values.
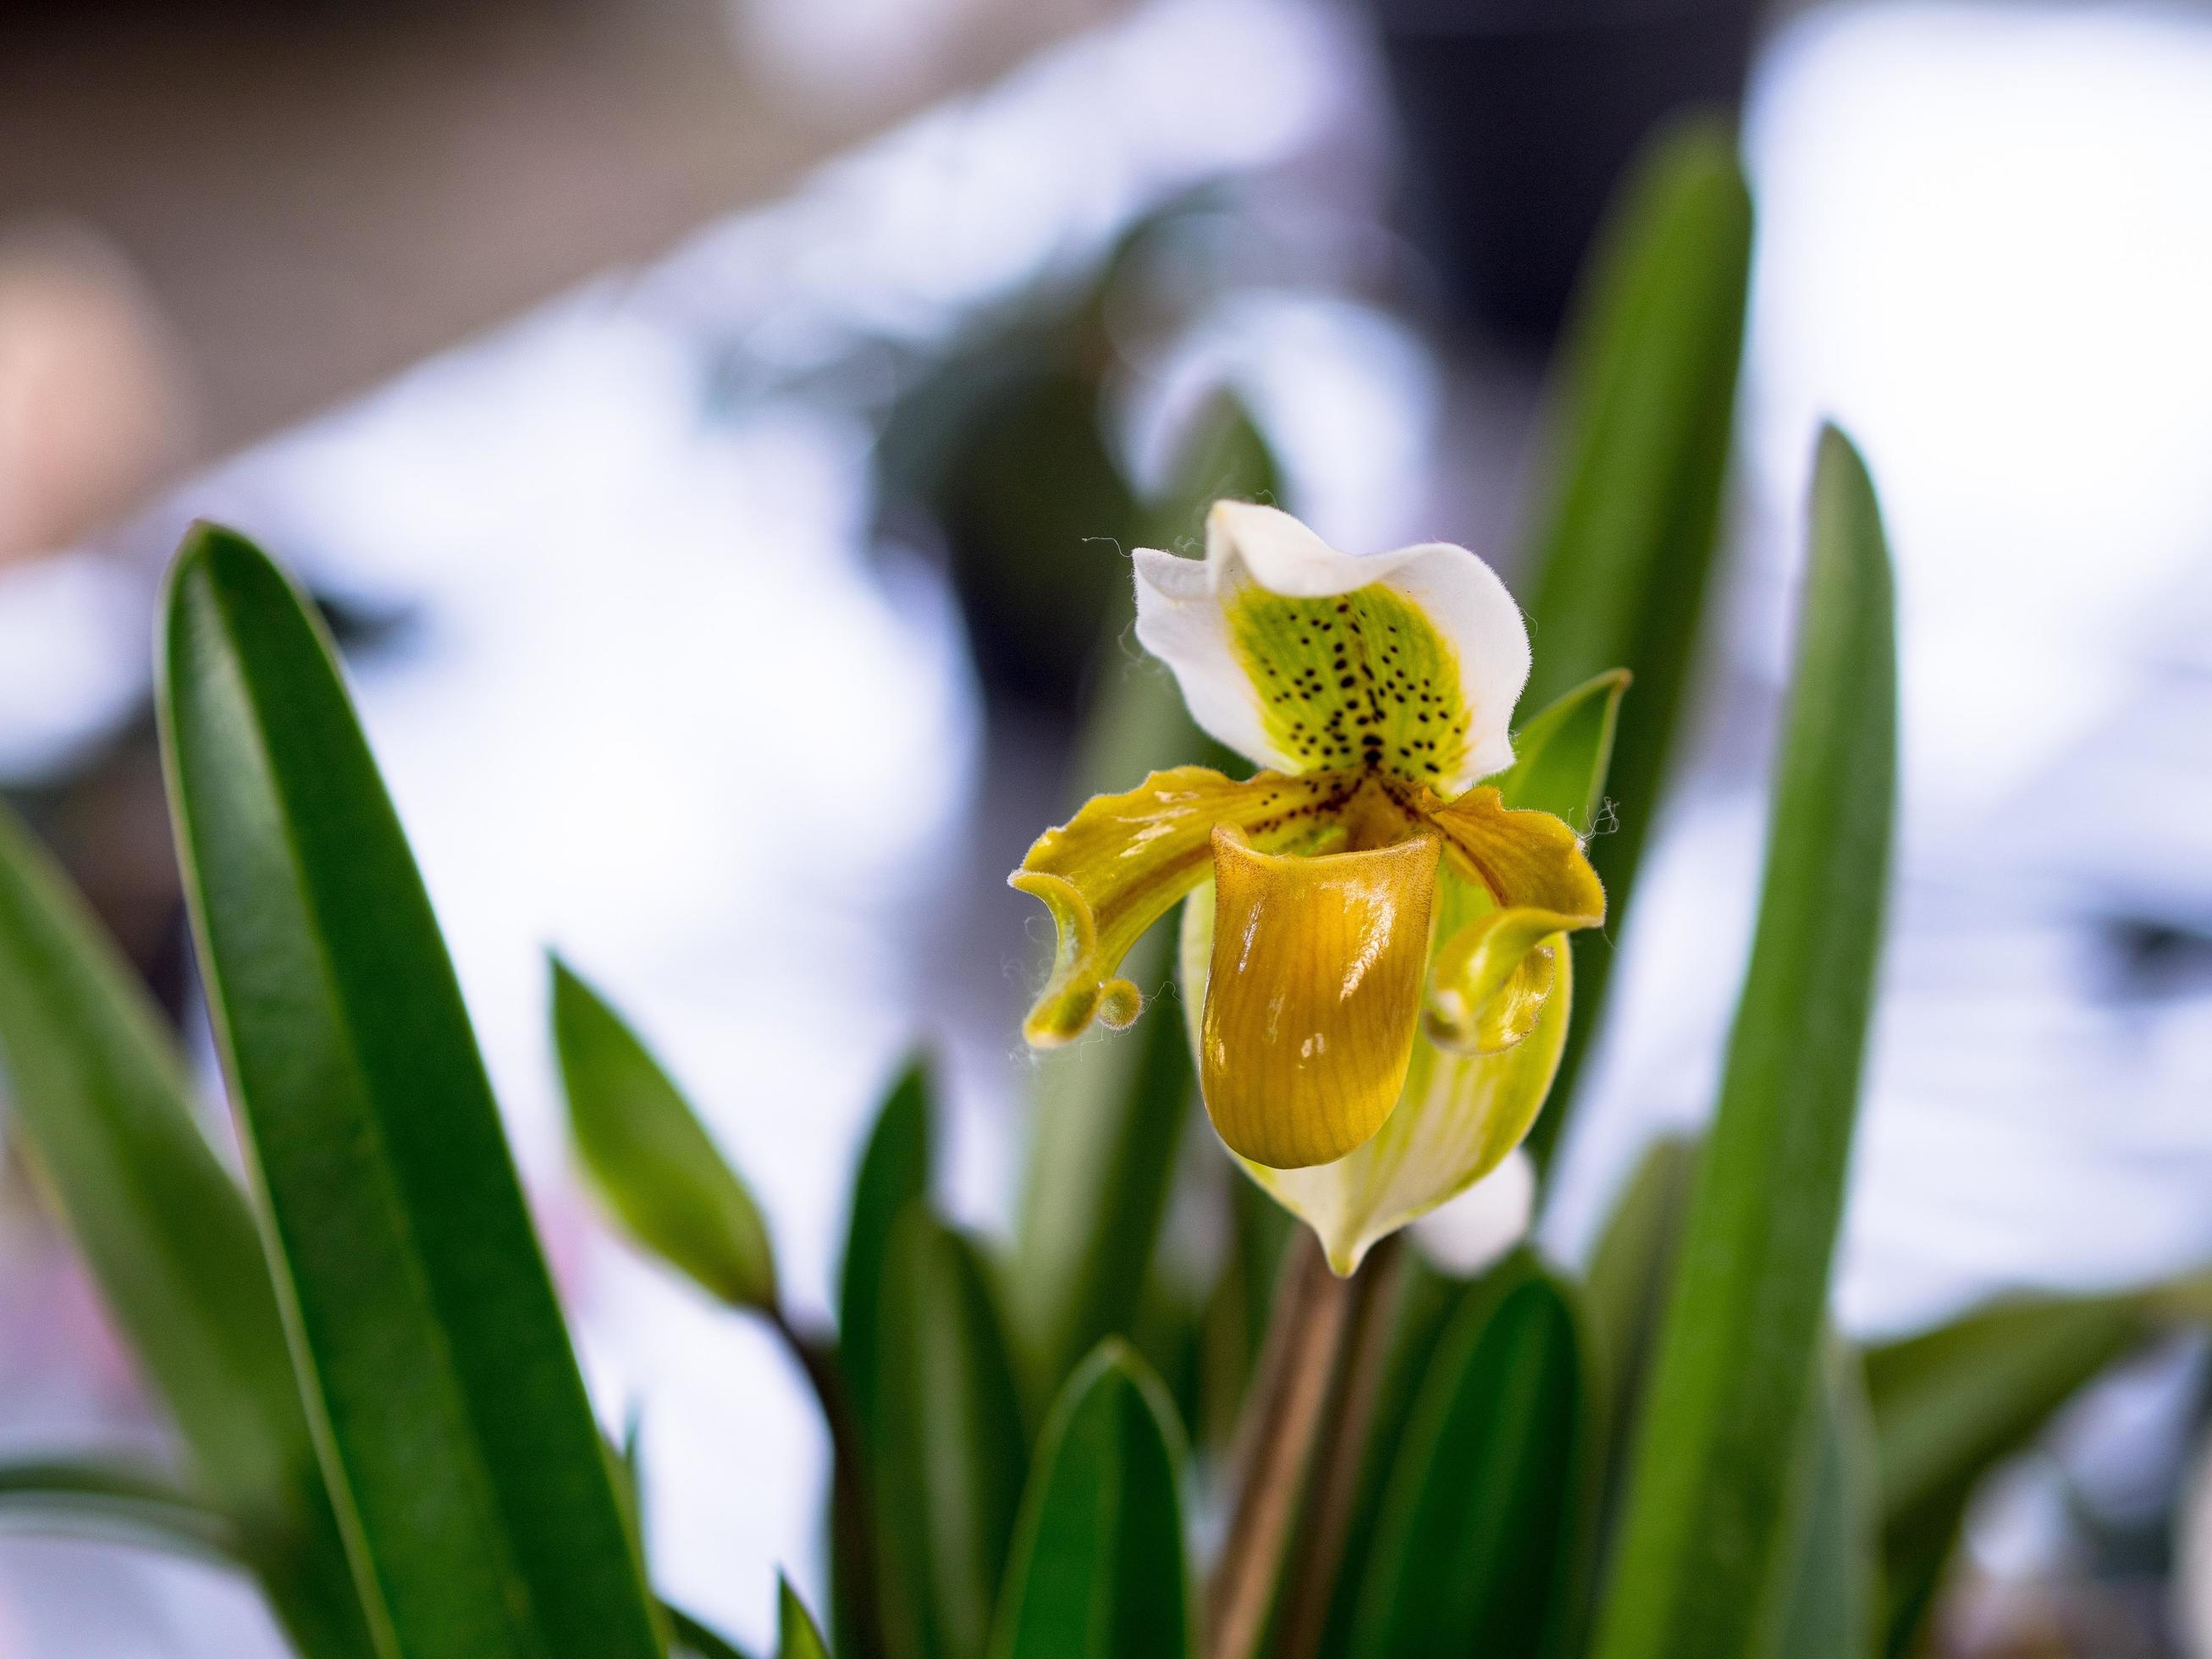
0, 123, 2198, 1659
1016, 501, 1603, 1275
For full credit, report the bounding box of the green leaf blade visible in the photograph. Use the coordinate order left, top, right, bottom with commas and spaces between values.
1491, 669, 1631, 831
0, 1457, 240, 1563
875, 1206, 1030, 1659
841, 1056, 937, 1443
1773, 1345, 1883, 1659
0, 802, 375, 1657
159, 522, 663, 1659
1584, 1135, 1699, 1499
1347, 1256, 1595, 1659
1517, 120, 1756, 1171
1589, 427, 1897, 1659
1865, 1293, 2145, 1656
989, 1342, 1192, 1659
671, 1605, 762, 1659
551, 956, 776, 1309
781, 1576, 836, 1659
834, 1057, 936, 1659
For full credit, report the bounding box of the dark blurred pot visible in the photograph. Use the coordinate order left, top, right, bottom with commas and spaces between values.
1372, 0, 1762, 341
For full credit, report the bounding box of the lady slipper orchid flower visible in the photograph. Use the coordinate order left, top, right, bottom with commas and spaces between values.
1012, 502, 1605, 1271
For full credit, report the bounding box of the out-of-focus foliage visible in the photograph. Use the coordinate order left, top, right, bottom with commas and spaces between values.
553, 957, 779, 1312
0, 800, 373, 1657
1515, 118, 1756, 1174
874, 1207, 1030, 1659
989, 1342, 1193, 1659
842, 1059, 938, 1446
1591, 427, 1896, 1659
1344, 1253, 1595, 1659
1866, 1292, 2159, 1656
1772, 1343, 1883, 1659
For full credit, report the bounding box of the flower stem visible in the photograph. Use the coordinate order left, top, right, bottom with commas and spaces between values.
769, 1309, 885, 1659
1205, 1232, 1356, 1659
1274, 1234, 1405, 1659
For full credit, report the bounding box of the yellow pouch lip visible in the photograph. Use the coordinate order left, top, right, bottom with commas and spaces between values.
1199, 825, 1440, 1170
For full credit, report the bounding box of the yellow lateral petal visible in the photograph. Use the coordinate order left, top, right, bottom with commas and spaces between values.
1421, 785, 1606, 916
1200, 827, 1439, 1170
1419, 785, 1604, 1055
1010, 766, 1349, 1047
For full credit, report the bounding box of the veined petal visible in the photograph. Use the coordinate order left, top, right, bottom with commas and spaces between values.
1428, 920, 1562, 1054
1199, 827, 1439, 1171
1133, 502, 1530, 792
1419, 785, 1604, 1055
1180, 874, 1570, 1275
1012, 766, 1348, 1047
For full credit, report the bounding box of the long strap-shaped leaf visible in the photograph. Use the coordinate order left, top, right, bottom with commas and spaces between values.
836, 1056, 935, 1659
989, 1342, 1191, 1659
842, 1058, 938, 1448
1866, 1293, 2145, 1656
160, 523, 664, 1659
874, 1204, 1029, 1659
1589, 427, 1895, 1659
1515, 121, 1756, 1173
0, 1457, 240, 1563
1347, 1254, 1595, 1659
0, 803, 375, 1656
1770, 1342, 1882, 1659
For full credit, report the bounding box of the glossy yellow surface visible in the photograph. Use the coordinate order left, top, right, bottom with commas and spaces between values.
1199, 827, 1440, 1169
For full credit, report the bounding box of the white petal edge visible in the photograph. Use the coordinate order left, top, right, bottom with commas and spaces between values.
1131, 543, 1299, 774
1132, 501, 1531, 791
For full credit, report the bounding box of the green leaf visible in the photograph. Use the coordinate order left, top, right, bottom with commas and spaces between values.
671, 1604, 763, 1659
989, 1341, 1192, 1659
1347, 1254, 1596, 1659
0, 1457, 239, 1563
842, 1056, 938, 1444
1491, 670, 1631, 832
1009, 398, 1274, 1395
1588, 427, 1897, 1659
550, 956, 777, 1309
874, 1205, 1030, 1659
1516, 120, 1755, 1172
158, 521, 664, 1659
1584, 1135, 1699, 1494
835, 1057, 935, 1659
1865, 1293, 2146, 1656
1772, 1344, 1882, 1659
782, 1575, 836, 1659
0, 802, 375, 1657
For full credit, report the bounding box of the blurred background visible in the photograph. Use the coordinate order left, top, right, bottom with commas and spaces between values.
3, 0, 2211, 1652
